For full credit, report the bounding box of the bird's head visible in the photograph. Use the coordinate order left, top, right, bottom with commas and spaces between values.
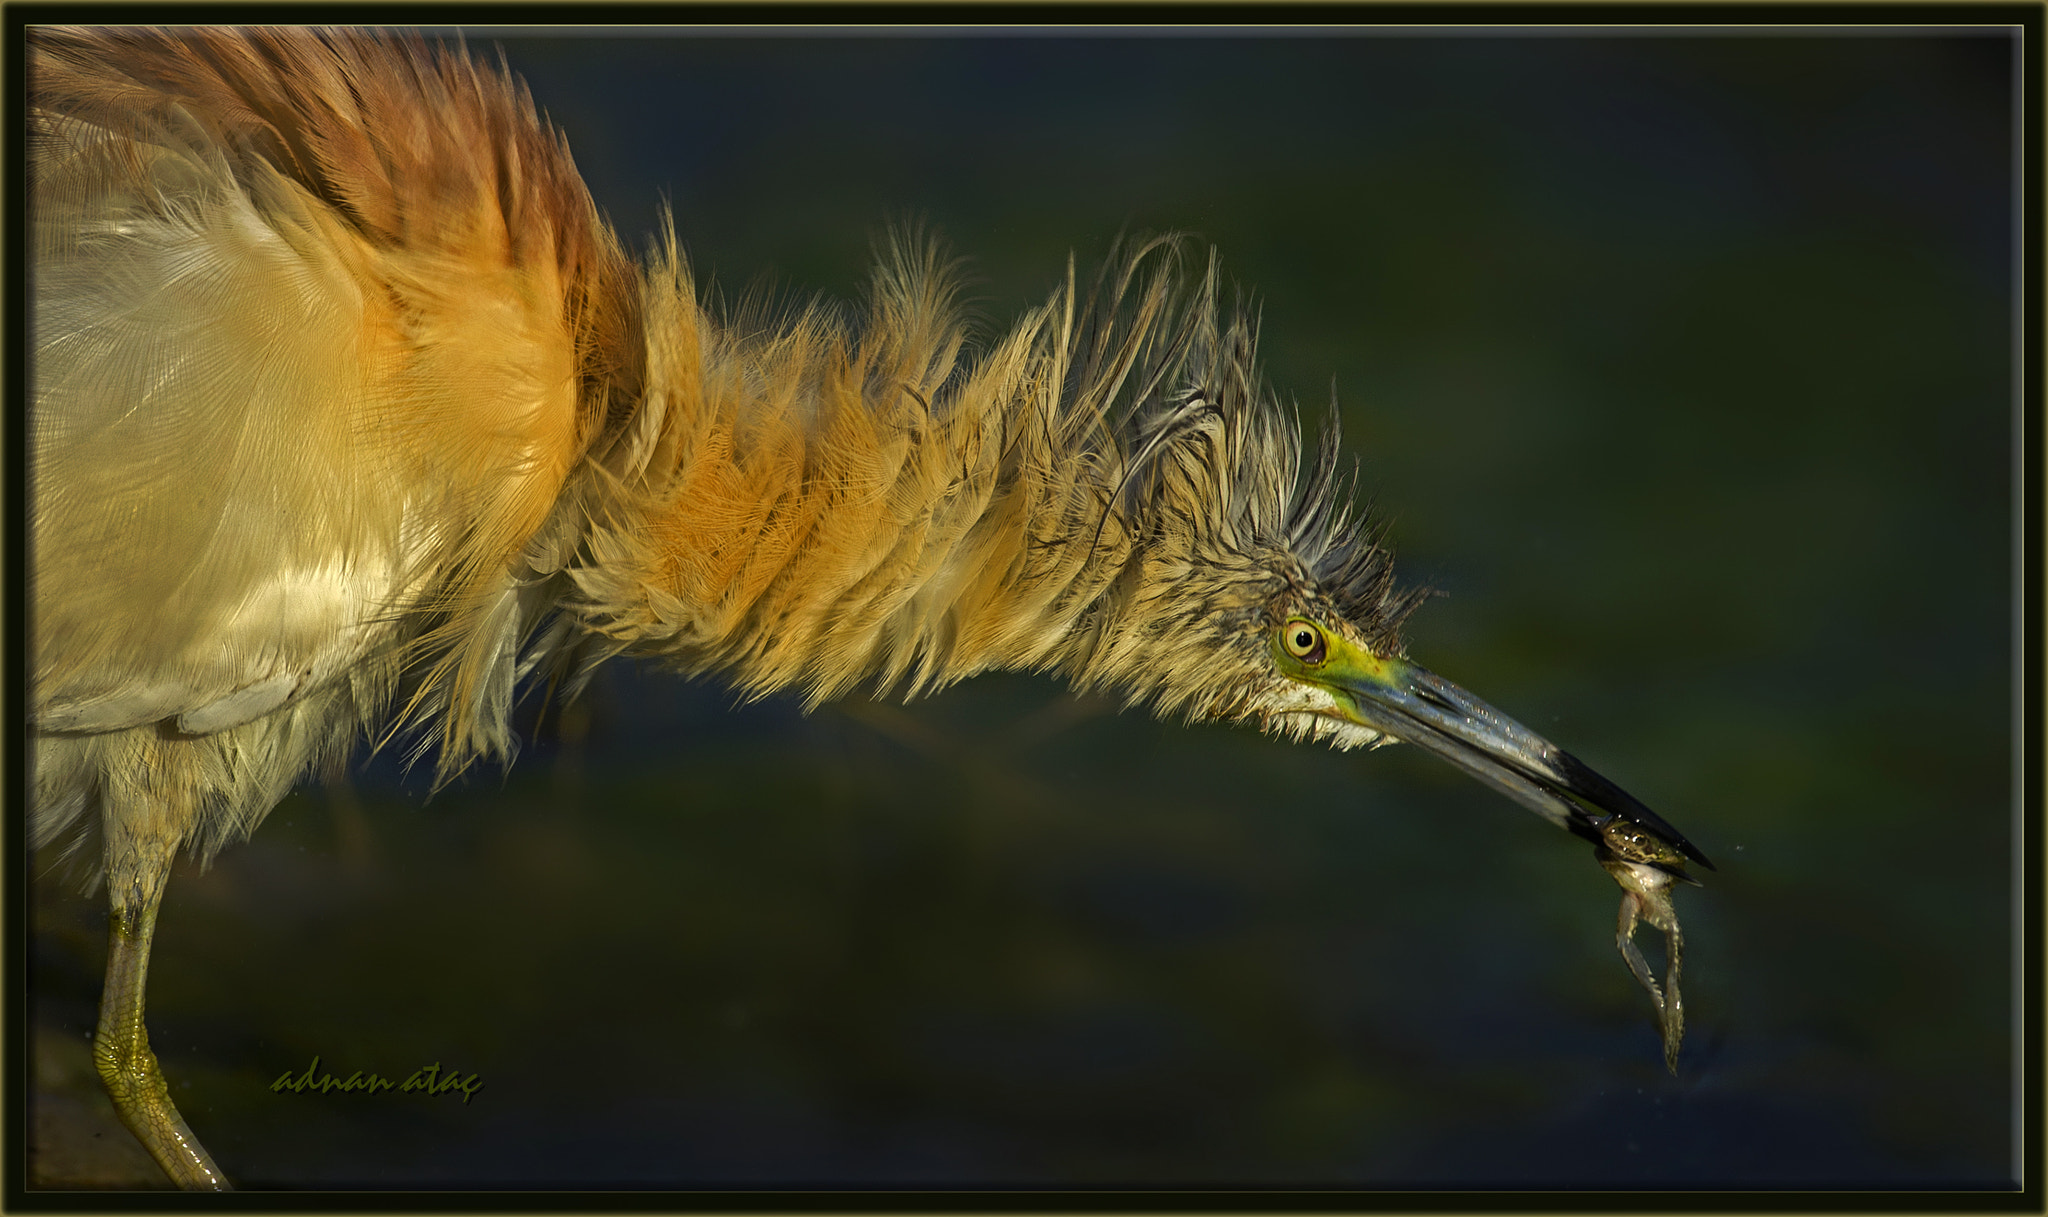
1072, 250, 1712, 879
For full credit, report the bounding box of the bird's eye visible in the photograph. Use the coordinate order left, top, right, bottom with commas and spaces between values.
1281, 619, 1328, 666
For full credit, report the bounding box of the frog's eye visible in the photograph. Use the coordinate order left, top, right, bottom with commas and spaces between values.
1281, 619, 1328, 666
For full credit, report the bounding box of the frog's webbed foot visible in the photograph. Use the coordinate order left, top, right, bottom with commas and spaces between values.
1596, 819, 1690, 1074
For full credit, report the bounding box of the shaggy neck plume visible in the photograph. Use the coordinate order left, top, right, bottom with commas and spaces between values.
552, 231, 1417, 735
565, 234, 1166, 708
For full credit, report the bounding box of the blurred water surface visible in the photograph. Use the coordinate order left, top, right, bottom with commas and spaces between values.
29, 28, 2016, 1190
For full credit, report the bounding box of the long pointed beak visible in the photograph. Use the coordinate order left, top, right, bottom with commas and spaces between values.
1299, 629, 1714, 878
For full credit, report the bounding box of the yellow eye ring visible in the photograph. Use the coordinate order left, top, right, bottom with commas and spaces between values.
1281, 618, 1328, 666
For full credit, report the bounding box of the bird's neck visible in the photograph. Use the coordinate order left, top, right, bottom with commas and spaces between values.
562, 244, 1151, 707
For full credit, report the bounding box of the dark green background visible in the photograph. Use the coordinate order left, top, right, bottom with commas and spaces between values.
30, 28, 2016, 1189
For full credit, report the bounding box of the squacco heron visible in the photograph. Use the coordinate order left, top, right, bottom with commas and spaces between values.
29, 27, 1712, 1190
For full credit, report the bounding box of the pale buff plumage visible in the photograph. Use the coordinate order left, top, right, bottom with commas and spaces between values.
31, 28, 1421, 875
30, 27, 1703, 1190
32, 28, 640, 869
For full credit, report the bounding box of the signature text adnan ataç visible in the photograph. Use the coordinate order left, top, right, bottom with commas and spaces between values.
271, 1057, 483, 1104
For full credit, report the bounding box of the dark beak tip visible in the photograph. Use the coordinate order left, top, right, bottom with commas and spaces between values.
1671, 837, 1716, 872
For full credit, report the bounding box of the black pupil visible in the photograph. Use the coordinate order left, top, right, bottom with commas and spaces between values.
1294, 628, 1313, 652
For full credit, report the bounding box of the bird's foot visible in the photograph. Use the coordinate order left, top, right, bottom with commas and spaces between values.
96, 901, 232, 1190
93, 1027, 231, 1190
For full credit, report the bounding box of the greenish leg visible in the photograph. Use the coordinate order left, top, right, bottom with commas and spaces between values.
93, 851, 231, 1191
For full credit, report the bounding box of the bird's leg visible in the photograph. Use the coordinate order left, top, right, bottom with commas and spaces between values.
94, 826, 231, 1190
